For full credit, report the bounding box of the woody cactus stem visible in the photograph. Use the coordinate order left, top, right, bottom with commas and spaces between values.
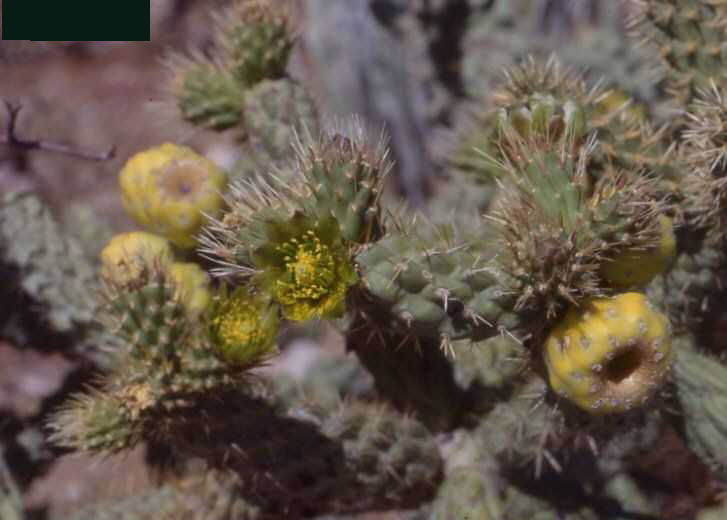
345, 304, 467, 432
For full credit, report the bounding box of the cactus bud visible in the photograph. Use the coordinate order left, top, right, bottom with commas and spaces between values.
218, 0, 292, 87
100, 231, 173, 285
208, 286, 279, 367
119, 143, 227, 249
599, 214, 676, 289
167, 262, 212, 317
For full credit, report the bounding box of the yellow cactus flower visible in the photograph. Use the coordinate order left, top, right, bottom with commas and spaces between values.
254, 213, 358, 322
100, 231, 173, 284
208, 287, 279, 366
544, 292, 672, 415
119, 143, 227, 248
167, 262, 212, 316
600, 215, 676, 289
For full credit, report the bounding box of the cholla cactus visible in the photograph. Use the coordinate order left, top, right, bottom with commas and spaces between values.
0, 192, 98, 335
21, 1, 727, 518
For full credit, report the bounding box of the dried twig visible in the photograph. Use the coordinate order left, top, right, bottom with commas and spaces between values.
0, 100, 115, 161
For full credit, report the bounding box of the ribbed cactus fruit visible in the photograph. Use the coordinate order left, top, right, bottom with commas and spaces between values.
543, 293, 672, 415
167, 262, 212, 317
207, 286, 279, 366
355, 225, 519, 344
100, 231, 173, 284
293, 121, 390, 244
119, 143, 227, 249
454, 58, 591, 182
599, 214, 676, 289
0, 191, 97, 334
673, 338, 727, 479
166, 54, 244, 131
490, 125, 667, 317
455, 57, 675, 196
630, 0, 727, 108
217, 0, 292, 88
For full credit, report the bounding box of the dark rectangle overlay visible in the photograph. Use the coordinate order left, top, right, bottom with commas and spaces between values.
2, 1, 150, 41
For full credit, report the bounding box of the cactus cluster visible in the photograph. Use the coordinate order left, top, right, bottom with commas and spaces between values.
4, 0, 727, 518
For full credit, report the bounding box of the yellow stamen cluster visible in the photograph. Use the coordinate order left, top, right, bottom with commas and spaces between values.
544, 292, 672, 415
209, 289, 278, 366
271, 229, 352, 321
277, 231, 335, 300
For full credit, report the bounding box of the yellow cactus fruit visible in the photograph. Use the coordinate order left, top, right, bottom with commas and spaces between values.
100, 231, 173, 284
544, 292, 672, 415
167, 262, 212, 316
600, 215, 676, 289
119, 143, 227, 248
208, 287, 279, 367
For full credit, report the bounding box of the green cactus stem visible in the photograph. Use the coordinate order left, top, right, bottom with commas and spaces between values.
629, 0, 727, 110
0, 191, 97, 335
673, 336, 727, 479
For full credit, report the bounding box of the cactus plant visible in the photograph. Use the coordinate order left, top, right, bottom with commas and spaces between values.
8, 1, 727, 518
0, 191, 98, 336
673, 336, 727, 479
